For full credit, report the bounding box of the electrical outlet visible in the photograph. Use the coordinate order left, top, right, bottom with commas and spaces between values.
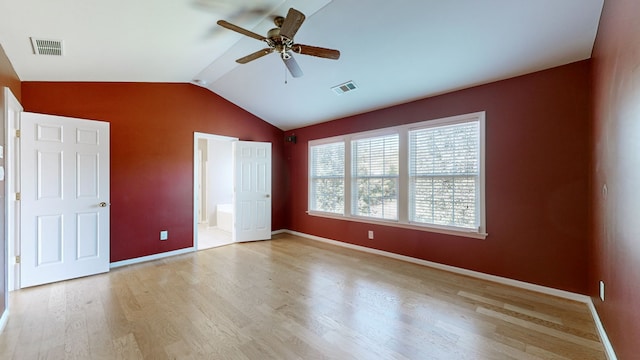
368, 230, 374, 240
599, 281, 605, 301
160, 230, 168, 241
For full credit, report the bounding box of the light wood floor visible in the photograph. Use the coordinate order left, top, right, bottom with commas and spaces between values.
197, 224, 233, 250
0, 234, 606, 359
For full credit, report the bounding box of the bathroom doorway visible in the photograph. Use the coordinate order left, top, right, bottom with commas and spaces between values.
193, 132, 237, 250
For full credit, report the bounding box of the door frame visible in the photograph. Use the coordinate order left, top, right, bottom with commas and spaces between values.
5, 88, 22, 291
192, 132, 237, 250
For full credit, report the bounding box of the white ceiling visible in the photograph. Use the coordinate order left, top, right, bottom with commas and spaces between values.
0, 0, 604, 130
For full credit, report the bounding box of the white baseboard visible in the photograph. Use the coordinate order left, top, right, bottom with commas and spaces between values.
104, 229, 617, 360
587, 300, 618, 360
112, 230, 285, 268
0, 309, 8, 334
284, 229, 588, 302
282, 229, 618, 360
110, 247, 195, 269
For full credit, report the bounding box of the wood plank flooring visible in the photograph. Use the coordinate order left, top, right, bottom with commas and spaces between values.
0, 234, 606, 359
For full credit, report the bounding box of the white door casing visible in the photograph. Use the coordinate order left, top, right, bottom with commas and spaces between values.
3, 88, 22, 291
20, 112, 110, 288
233, 141, 271, 242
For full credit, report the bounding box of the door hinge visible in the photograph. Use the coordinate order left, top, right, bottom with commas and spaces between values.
15, 192, 21, 201
16, 129, 20, 138
15, 255, 20, 264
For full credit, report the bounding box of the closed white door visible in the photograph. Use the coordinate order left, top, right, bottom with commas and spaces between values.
20, 112, 110, 288
233, 141, 271, 242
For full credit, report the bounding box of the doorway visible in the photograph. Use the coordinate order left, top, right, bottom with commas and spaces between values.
193, 132, 237, 250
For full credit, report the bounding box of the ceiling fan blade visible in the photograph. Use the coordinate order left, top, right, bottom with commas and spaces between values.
279, 8, 305, 40
292, 44, 340, 60
282, 53, 303, 78
236, 48, 274, 64
216, 20, 266, 41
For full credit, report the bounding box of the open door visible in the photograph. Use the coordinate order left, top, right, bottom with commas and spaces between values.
20, 112, 110, 288
233, 141, 271, 242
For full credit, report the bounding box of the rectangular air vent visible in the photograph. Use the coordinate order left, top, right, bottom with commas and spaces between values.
331, 81, 358, 95
30, 38, 63, 56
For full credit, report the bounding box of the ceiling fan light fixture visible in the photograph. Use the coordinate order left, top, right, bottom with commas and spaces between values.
331, 81, 358, 95
217, 7, 340, 78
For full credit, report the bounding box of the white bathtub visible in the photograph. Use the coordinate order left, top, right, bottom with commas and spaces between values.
216, 203, 233, 233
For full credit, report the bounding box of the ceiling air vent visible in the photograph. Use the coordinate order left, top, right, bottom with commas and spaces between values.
30, 38, 63, 56
331, 81, 358, 95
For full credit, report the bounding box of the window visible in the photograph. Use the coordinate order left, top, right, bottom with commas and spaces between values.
309, 141, 345, 214
308, 112, 486, 239
352, 134, 399, 220
409, 122, 479, 229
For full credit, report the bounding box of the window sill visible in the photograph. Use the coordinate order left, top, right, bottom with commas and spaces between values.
306, 211, 488, 240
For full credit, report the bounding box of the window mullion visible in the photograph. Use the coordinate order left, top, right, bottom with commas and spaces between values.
398, 130, 409, 223
344, 138, 352, 216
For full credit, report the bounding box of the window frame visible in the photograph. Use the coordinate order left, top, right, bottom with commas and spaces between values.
308, 112, 487, 239
351, 131, 401, 221
308, 136, 347, 215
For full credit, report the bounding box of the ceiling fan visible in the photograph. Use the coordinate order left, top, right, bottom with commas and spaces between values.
216, 7, 340, 78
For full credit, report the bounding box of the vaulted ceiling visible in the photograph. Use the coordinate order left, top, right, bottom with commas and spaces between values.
0, 0, 604, 130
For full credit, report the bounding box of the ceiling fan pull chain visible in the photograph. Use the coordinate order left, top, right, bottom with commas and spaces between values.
284, 65, 288, 84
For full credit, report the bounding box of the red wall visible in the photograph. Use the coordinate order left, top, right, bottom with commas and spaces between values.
591, 0, 640, 358
285, 61, 592, 294
21, 82, 286, 262
0, 45, 20, 101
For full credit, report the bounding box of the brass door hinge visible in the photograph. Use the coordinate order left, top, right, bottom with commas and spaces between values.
16, 192, 21, 201
15, 255, 20, 264
16, 129, 20, 138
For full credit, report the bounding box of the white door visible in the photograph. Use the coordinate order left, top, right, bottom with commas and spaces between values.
233, 141, 271, 242
20, 112, 110, 288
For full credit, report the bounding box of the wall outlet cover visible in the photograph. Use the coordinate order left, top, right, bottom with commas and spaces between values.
160, 230, 168, 240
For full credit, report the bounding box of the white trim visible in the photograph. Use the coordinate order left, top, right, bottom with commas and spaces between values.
110, 229, 287, 268
109, 247, 195, 269
284, 229, 588, 301
307, 211, 488, 239
107, 227, 615, 360
587, 300, 618, 360
4, 87, 23, 292
110, 227, 287, 268
307, 111, 487, 239
282, 229, 618, 358
0, 309, 8, 334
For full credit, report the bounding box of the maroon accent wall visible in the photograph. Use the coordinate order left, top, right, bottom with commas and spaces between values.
591, 0, 640, 358
285, 61, 591, 294
21, 82, 286, 262
0, 45, 20, 101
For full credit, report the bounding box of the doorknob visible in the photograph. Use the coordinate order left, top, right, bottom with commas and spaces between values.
98, 202, 108, 207
265, 194, 270, 198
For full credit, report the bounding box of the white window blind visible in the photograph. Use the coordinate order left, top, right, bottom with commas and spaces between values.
308, 112, 485, 239
309, 142, 345, 214
352, 134, 399, 220
409, 121, 480, 229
